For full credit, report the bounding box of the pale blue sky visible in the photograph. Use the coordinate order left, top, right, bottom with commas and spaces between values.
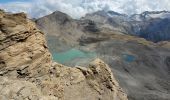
0, 0, 29, 3
0, 0, 170, 18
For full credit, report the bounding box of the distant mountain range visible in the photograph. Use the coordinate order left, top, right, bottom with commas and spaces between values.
36, 10, 170, 42
82, 10, 170, 42
35, 10, 170, 48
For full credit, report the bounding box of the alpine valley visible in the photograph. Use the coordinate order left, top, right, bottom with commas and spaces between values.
35, 10, 170, 100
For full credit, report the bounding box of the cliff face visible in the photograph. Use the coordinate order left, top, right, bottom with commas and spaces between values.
0, 10, 52, 78
0, 10, 128, 100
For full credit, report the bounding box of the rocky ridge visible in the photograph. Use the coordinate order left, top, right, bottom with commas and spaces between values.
0, 10, 128, 100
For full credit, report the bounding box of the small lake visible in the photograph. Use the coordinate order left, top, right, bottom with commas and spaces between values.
123, 54, 136, 62
52, 49, 96, 64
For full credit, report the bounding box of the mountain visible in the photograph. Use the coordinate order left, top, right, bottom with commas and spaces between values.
0, 10, 128, 100
130, 11, 170, 21
35, 10, 170, 100
83, 10, 170, 42
35, 11, 83, 52
81, 10, 130, 34
130, 11, 170, 42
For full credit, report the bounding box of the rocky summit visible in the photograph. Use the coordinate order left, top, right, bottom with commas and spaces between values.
35, 10, 170, 100
0, 10, 128, 100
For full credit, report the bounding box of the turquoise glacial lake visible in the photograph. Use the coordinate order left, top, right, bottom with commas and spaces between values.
52, 49, 96, 64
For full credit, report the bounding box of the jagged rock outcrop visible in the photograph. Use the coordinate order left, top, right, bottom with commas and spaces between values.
0, 10, 128, 100
0, 10, 52, 78
46, 59, 127, 100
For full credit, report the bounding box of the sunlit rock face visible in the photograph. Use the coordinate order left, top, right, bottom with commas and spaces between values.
0, 10, 52, 78
0, 10, 128, 100
35, 10, 170, 100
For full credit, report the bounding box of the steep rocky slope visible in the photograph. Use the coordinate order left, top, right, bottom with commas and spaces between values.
0, 10, 128, 100
35, 11, 170, 100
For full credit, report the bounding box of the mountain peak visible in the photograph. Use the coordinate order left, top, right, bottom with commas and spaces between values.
142, 10, 170, 15
36, 10, 72, 25
52, 11, 71, 17
131, 10, 170, 21
107, 11, 127, 17
84, 10, 127, 18
50, 11, 72, 20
